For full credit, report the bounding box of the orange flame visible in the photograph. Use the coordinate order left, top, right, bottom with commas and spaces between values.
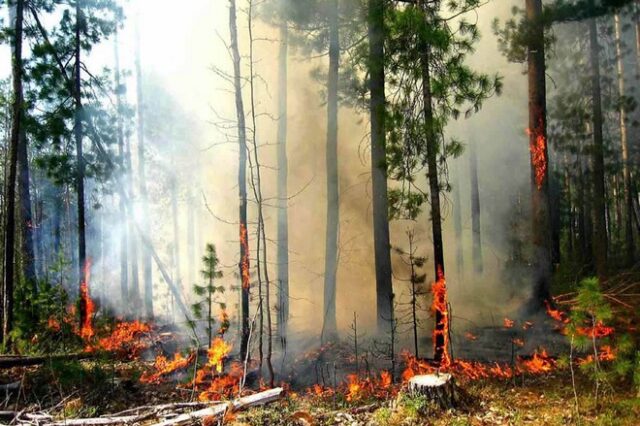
140, 352, 196, 384
503, 318, 515, 329
464, 332, 478, 341
431, 266, 450, 368
576, 321, 615, 338
526, 121, 547, 190
519, 349, 555, 373
208, 337, 232, 374
79, 260, 95, 340
93, 321, 151, 357
240, 223, 250, 290
544, 301, 569, 324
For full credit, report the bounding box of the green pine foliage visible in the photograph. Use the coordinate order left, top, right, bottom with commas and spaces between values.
192, 244, 229, 348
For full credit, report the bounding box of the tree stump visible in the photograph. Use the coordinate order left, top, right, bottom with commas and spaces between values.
408, 374, 461, 410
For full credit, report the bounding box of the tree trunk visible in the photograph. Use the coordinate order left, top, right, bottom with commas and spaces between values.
135, 18, 153, 319
229, 0, 251, 360
420, 4, 448, 367
75, 1, 89, 329
3, 0, 25, 342
276, 2, 289, 350
469, 140, 483, 274
170, 175, 181, 321
526, 0, 552, 305
452, 163, 464, 280
114, 28, 129, 312
322, 0, 340, 343
369, 0, 394, 337
614, 13, 634, 266
187, 186, 195, 288
17, 131, 35, 289
588, 12, 608, 280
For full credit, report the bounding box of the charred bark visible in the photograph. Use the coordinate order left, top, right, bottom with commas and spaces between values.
369, 0, 394, 337
75, 1, 88, 328
526, 0, 552, 305
229, 0, 251, 360
276, 0, 289, 351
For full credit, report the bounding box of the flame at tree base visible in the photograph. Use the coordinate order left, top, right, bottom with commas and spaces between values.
431, 267, 451, 368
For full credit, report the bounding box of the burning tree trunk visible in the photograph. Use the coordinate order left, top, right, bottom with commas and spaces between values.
135, 17, 153, 319
369, 0, 394, 337
3, 0, 25, 342
469, 139, 483, 274
614, 13, 635, 266
229, 0, 251, 360
420, 3, 450, 368
276, 0, 290, 351
588, 10, 608, 280
322, 0, 340, 343
526, 0, 553, 305
75, 1, 89, 328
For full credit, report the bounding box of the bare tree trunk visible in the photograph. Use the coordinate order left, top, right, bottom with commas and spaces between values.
526, 0, 552, 305
452, 163, 464, 280
170, 175, 181, 321
17, 129, 35, 290
187, 185, 195, 288
614, 13, 634, 266
229, 0, 251, 361
114, 28, 129, 312
588, 12, 608, 280
276, 1, 289, 351
420, 3, 448, 367
369, 0, 394, 337
3, 0, 25, 342
469, 140, 483, 274
322, 0, 340, 343
75, 1, 88, 328
135, 18, 153, 318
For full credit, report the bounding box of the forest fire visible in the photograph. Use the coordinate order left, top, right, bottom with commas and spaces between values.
240, 223, 251, 289
79, 260, 95, 340
92, 321, 152, 357
208, 337, 232, 373
526, 122, 548, 190
140, 352, 196, 384
431, 267, 450, 368
576, 321, 615, 338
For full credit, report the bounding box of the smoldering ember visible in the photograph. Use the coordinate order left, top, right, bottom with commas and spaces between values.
0, 0, 638, 424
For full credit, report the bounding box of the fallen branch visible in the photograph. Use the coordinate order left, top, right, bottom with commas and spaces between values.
152, 387, 284, 426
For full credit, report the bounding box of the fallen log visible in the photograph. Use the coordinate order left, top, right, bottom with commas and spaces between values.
0, 353, 94, 369
408, 374, 461, 410
152, 387, 284, 426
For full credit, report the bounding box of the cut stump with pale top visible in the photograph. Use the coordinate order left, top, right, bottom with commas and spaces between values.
408, 374, 462, 410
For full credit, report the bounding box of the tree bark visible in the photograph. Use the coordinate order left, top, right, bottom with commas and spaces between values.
452, 163, 464, 280
170, 175, 181, 321
3, 0, 25, 342
75, 1, 88, 328
588, 12, 608, 280
135, 18, 153, 318
469, 139, 483, 274
369, 0, 394, 337
229, 0, 251, 360
526, 0, 552, 305
420, 3, 447, 366
276, 1, 289, 350
322, 0, 340, 343
614, 13, 634, 266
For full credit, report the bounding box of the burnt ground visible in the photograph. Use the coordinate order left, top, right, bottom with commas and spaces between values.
0, 355, 638, 425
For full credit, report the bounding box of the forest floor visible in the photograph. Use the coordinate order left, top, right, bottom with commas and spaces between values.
0, 358, 638, 425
